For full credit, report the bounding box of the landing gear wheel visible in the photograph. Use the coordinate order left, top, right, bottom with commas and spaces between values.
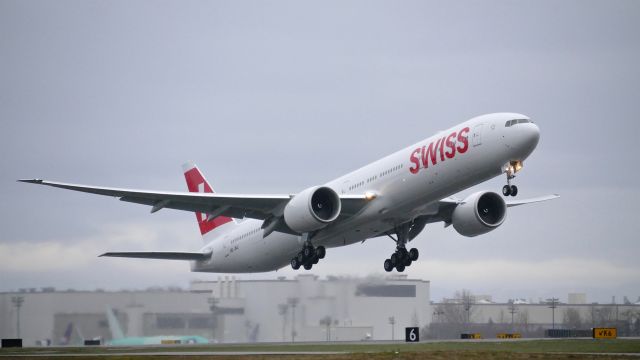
390, 253, 398, 266
403, 254, 412, 266
384, 259, 393, 272
303, 246, 315, 258
291, 258, 300, 270
303, 263, 313, 270
312, 256, 319, 265
396, 264, 406, 272
510, 185, 518, 197
316, 246, 326, 259
409, 248, 419, 261
297, 252, 304, 263
502, 185, 511, 196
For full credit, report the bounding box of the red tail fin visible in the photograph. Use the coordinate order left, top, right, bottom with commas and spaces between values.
183, 162, 233, 236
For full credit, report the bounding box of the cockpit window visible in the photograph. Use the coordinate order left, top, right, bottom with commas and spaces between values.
505, 119, 533, 127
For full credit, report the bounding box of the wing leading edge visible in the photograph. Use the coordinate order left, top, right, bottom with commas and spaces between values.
99, 251, 211, 261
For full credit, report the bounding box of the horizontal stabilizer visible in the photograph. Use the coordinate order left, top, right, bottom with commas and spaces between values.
99, 251, 211, 261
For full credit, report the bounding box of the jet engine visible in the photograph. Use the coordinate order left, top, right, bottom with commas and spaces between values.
452, 191, 506, 237
284, 186, 341, 233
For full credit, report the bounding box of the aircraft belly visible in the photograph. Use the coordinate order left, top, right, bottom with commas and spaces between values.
192, 231, 298, 273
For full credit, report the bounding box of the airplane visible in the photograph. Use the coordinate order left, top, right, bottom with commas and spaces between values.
104, 307, 209, 345
20, 113, 558, 273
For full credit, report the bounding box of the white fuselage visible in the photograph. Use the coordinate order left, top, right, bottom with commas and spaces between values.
192, 113, 540, 273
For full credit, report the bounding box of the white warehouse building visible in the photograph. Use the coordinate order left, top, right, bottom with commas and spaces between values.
0, 274, 431, 345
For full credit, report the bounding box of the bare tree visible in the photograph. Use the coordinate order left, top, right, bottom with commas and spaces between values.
517, 309, 530, 332
563, 307, 583, 329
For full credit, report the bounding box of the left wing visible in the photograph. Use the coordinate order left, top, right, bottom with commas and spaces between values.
438, 194, 559, 207
414, 193, 560, 228
18, 179, 369, 232
504, 194, 560, 207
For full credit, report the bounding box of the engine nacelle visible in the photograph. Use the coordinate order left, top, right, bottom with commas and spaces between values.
452, 191, 507, 237
284, 186, 341, 233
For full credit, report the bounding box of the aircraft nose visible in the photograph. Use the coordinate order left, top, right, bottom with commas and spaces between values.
525, 122, 540, 148
516, 122, 540, 158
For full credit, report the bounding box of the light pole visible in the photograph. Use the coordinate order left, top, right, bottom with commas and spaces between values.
547, 298, 558, 330
11, 296, 24, 338
432, 309, 444, 339
208, 297, 219, 342
287, 297, 299, 342
463, 295, 472, 328
320, 316, 332, 341
508, 300, 518, 330
278, 304, 289, 342
388, 316, 396, 340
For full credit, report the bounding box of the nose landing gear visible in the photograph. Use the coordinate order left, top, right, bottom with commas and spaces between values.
383, 224, 419, 273
502, 184, 518, 197
502, 161, 521, 197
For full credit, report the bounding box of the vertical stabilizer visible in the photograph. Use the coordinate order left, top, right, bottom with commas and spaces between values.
105, 307, 125, 340
182, 162, 234, 238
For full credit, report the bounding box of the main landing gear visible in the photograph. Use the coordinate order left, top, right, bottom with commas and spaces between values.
383, 224, 419, 273
290, 235, 326, 271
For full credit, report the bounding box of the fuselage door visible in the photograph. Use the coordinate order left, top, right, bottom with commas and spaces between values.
341, 180, 350, 194
473, 124, 483, 147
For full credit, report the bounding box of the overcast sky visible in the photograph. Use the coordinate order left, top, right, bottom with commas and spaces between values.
1, 0, 639, 303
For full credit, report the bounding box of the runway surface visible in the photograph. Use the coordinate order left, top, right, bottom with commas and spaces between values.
1, 338, 639, 359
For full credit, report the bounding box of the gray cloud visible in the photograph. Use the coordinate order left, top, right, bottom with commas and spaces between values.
1, 0, 639, 302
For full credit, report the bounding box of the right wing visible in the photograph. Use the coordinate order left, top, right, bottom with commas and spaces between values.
19, 179, 290, 220
18, 179, 371, 235
100, 251, 211, 261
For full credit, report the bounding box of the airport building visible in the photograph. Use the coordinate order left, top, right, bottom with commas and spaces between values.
429, 294, 640, 338
0, 274, 431, 345
3, 276, 639, 345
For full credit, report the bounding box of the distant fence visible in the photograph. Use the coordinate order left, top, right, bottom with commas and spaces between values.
545, 329, 592, 338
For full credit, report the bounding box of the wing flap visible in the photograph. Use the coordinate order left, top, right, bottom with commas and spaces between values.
99, 251, 211, 261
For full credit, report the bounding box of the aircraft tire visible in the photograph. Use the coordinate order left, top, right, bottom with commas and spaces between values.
291, 258, 301, 270
303, 246, 314, 258
384, 259, 393, 272
312, 256, 319, 264
396, 264, 405, 272
304, 263, 313, 270
390, 253, 398, 266
409, 248, 419, 261
510, 185, 518, 197
316, 246, 326, 259
502, 185, 511, 196
404, 257, 412, 266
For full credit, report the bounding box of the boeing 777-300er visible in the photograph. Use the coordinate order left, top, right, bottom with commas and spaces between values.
21, 113, 558, 273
